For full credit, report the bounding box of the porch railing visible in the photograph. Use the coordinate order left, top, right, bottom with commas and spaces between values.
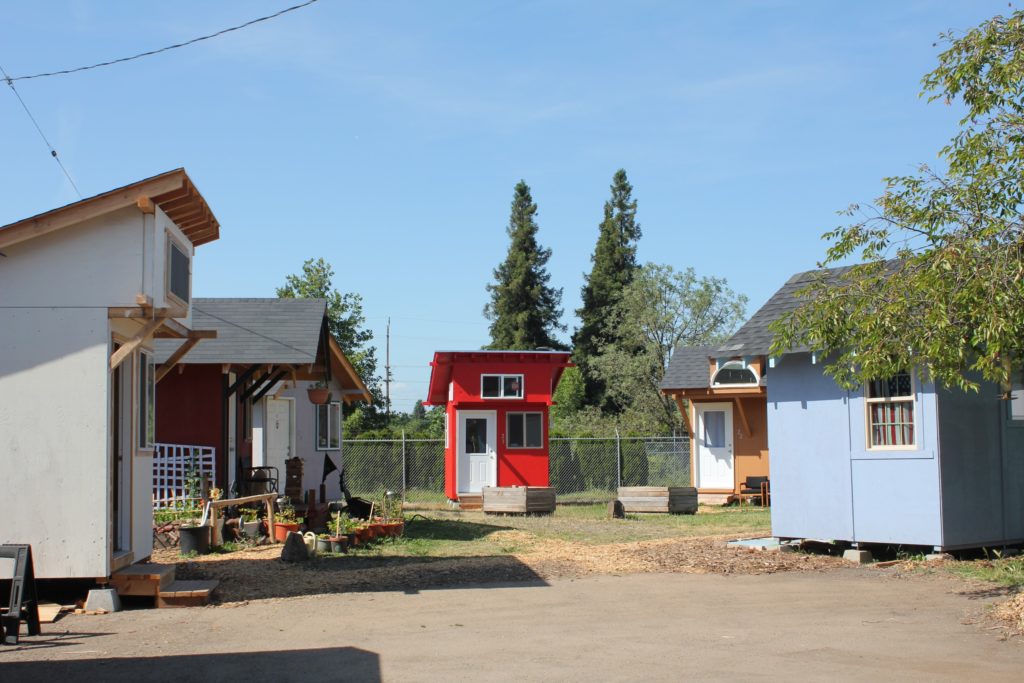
152, 443, 217, 510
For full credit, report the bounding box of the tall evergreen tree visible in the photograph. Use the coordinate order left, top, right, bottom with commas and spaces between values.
484, 181, 565, 350
573, 169, 642, 408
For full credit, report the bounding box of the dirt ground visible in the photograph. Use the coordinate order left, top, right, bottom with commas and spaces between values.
2, 570, 1022, 682
152, 532, 843, 603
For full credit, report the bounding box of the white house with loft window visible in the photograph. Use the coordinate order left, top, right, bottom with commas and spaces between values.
0, 170, 220, 579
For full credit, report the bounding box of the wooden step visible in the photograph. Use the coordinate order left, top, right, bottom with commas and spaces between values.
157, 580, 219, 608
457, 494, 483, 511
697, 493, 735, 506
110, 563, 176, 597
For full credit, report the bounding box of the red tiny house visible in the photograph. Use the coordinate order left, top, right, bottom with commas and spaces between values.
425, 350, 572, 503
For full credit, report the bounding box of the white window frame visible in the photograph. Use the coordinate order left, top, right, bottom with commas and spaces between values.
315, 401, 342, 451
480, 374, 524, 399
137, 349, 156, 450
865, 372, 917, 450
711, 360, 759, 387
506, 411, 543, 449
165, 234, 191, 306
444, 411, 450, 449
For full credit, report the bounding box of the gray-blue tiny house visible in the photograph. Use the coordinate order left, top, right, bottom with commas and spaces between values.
741, 268, 1024, 550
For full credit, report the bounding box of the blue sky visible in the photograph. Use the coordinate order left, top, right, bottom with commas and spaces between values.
0, 1, 1009, 412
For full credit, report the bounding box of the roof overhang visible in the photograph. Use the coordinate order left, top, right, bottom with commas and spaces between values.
327, 335, 372, 404
0, 168, 220, 251
424, 350, 574, 405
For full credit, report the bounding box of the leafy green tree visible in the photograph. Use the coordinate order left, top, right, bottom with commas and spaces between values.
484, 181, 565, 349
772, 11, 1024, 393
551, 365, 585, 428
411, 400, 426, 420
592, 263, 747, 432
277, 258, 386, 423
574, 169, 642, 408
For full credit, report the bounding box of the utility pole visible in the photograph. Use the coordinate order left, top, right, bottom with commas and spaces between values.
385, 316, 391, 422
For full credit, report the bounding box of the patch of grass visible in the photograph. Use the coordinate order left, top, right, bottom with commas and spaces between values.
338, 504, 770, 559
948, 557, 1024, 588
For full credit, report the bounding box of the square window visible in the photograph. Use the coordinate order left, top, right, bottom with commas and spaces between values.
167, 239, 190, 304
866, 372, 915, 448
482, 375, 501, 398
507, 412, 542, 448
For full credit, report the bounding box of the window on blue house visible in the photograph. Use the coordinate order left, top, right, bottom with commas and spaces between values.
866, 372, 915, 448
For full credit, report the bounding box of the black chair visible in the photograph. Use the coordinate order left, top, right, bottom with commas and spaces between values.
738, 476, 770, 507
244, 466, 280, 496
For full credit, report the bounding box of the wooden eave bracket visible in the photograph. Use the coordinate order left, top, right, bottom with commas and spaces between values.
155, 329, 218, 383
733, 397, 752, 438
671, 393, 694, 437
110, 317, 167, 370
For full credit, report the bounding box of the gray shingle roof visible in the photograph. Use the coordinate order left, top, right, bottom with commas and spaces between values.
154, 298, 327, 364
714, 265, 855, 357
660, 345, 715, 390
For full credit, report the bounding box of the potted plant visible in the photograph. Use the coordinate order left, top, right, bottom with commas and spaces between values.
307, 379, 331, 405
380, 491, 405, 537
327, 511, 351, 553
178, 504, 210, 555
273, 503, 301, 543
315, 533, 333, 554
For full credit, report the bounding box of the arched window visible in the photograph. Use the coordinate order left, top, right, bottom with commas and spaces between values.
712, 360, 759, 387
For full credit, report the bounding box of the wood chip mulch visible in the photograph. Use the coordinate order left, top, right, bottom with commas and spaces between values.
152, 533, 843, 605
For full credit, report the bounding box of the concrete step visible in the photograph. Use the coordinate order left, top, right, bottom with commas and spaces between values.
697, 493, 735, 506
157, 579, 219, 608
110, 563, 176, 597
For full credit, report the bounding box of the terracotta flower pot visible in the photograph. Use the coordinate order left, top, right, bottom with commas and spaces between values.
307, 387, 331, 404
354, 527, 372, 544
273, 522, 300, 543
368, 523, 386, 539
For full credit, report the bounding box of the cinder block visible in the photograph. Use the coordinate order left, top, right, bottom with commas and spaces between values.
842, 549, 873, 565
84, 588, 122, 613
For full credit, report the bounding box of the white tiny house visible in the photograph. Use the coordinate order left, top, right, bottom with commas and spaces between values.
0, 169, 220, 579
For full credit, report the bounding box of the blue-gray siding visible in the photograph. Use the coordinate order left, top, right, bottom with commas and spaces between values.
770, 354, 1024, 548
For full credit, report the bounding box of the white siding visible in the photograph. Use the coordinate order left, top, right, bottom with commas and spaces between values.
0, 207, 144, 308
0, 308, 110, 578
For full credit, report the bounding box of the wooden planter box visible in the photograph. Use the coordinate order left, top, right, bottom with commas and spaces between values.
617, 486, 697, 514
482, 486, 556, 514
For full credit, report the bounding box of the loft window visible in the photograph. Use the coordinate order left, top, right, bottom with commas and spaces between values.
865, 371, 915, 448
481, 374, 523, 399
167, 238, 191, 304
316, 401, 342, 450
712, 361, 758, 387
507, 412, 542, 448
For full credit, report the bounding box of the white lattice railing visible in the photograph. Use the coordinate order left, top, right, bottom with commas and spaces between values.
153, 443, 217, 510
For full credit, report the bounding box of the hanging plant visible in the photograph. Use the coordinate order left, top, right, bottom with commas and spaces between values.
307, 380, 331, 405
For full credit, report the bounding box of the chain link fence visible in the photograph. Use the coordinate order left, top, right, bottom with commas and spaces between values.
342, 434, 690, 504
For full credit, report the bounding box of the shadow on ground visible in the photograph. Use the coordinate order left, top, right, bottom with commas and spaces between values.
400, 516, 513, 541
176, 553, 548, 602
0, 646, 381, 682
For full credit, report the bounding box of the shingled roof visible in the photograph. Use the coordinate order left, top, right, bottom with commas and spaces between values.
714, 265, 855, 357
660, 346, 715, 390
153, 298, 328, 365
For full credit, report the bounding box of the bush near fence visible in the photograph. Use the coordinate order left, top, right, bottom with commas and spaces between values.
343, 434, 690, 503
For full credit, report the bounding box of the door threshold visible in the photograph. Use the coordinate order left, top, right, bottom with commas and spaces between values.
111, 550, 135, 573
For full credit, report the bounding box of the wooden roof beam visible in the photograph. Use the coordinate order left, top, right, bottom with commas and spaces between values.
110, 317, 167, 370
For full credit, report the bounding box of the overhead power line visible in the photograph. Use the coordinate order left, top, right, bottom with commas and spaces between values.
0, 63, 81, 197
6, 0, 322, 82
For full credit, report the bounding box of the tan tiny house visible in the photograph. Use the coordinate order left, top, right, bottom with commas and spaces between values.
661, 347, 769, 504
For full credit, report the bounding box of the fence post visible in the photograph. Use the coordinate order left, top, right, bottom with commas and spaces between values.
401, 430, 408, 501
615, 428, 622, 489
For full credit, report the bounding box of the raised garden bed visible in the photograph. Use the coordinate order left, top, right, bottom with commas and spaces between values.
617, 486, 697, 514
483, 486, 556, 514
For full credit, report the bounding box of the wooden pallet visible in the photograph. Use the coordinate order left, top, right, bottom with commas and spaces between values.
617, 486, 697, 514
482, 486, 556, 514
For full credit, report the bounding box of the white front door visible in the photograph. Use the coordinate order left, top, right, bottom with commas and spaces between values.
265, 397, 294, 483
458, 410, 497, 493
696, 403, 734, 490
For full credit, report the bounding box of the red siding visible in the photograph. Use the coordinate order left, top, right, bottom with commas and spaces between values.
441, 358, 565, 499
156, 364, 225, 487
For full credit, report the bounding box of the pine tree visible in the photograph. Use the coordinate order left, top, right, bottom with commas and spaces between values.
573, 169, 642, 409
484, 181, 565, 350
